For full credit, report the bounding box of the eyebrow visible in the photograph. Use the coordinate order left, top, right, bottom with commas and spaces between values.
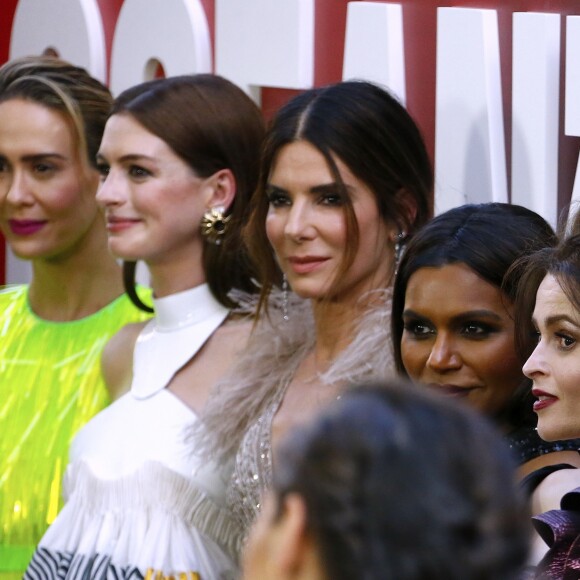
266, 182, 351, 195
17, 153, 67, 162
402, 309, 504, 322
535, 314, 580, 329
96, 153, 156, 164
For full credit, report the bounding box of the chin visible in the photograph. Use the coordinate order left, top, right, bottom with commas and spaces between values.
537, 423, 578, 442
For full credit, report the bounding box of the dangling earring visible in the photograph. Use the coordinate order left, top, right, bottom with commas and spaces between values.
394, 231, 406, 273
201, 206, 231, 245
282, 274, 289, 322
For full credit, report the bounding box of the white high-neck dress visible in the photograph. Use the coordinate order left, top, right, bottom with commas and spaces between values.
25, 284, 241, 580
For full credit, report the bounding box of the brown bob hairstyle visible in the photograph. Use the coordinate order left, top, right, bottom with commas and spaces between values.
110, 74, 266, 311
244, 80, 433, 315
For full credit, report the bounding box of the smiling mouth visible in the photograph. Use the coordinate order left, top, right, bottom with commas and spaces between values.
106, 217, 141, 232
287, 257, 329, 274
8, 219, 47, 236
427, 383, 478, 397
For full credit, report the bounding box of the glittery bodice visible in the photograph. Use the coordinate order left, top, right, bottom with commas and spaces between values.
223, 295, 395, 554
227, 382, 286, 546
0, 285, 150, 578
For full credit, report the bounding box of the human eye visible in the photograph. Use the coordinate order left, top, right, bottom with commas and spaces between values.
96, 162, 110, 181
403, 319, 434, 339
266, 187, 290, 208
555, 332, 576, 351
319, 191, 343, 206
0, 157, 8, 173
128, 165, 151, 179
460, 322, 496, 339
33, 162, 56, 176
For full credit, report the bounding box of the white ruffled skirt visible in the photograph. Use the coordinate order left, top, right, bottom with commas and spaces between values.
24, 462, 241, 580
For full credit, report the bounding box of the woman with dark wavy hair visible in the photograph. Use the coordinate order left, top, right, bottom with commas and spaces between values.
199, 79, 433, 557
391, 203, 580, 481
512, 226, 580, 576
244, 381, 529, 580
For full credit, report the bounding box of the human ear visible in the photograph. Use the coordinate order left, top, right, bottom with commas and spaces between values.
395, 188, 418, 232
205, 168, 236, 212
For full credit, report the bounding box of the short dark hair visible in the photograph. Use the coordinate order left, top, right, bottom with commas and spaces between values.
245, 80, 433, 316
111, 74, 265, 310
0, 55, 112, 170
272, 381, 529, 580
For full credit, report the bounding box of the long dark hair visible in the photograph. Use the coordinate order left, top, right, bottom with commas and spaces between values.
111, 74, 265, 311
392, 202, 557, 428
245, 80, 433, 316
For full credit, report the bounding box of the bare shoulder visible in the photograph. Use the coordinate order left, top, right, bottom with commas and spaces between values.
101, 320, 148, 400
532, 467, 580, 515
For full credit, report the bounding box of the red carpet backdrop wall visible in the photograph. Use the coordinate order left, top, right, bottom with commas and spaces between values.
0, 0, 579, 284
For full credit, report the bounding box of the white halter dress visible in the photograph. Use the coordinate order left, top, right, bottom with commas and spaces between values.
25, 284, 241, 580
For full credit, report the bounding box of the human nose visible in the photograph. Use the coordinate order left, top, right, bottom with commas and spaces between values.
522, 341, 547, 379
4, 170, 33, 206
284, 199, 314, 242
95, 169, 124, 208
426, 333, 462, 372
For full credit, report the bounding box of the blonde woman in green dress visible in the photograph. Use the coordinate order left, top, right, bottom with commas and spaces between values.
0, 56, 149, 579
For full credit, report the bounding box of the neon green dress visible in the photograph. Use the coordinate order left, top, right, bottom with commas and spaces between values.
0, 285, 151, 579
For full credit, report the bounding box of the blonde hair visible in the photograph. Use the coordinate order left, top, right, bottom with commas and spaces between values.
0, 56, 112, 168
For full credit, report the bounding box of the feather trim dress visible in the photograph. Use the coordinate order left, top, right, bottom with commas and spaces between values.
199, 289, 396, 555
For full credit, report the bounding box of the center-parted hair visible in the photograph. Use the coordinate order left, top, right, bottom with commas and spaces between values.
273, 381, 529, 580
392, 203, 557, 372
391, 203, 557, 429
244, 80, 433, 315
110, 74, 266, 311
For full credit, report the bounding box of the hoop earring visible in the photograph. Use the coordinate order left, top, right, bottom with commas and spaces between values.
282, 275, 289, 322
201, 206, 231, 245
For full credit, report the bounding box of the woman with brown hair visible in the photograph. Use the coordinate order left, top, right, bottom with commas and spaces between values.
200, 79, 433, 556
0, 56, 149, 579
26, 74, 265, 579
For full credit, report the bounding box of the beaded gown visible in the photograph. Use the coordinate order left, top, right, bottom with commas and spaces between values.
200, 291, 396, 554
25, 284, 241, 580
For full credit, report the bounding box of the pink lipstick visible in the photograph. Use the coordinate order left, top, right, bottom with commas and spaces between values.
8, 219, 46, 236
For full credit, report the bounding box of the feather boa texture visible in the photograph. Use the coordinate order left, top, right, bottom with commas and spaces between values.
195, 288, 395, 462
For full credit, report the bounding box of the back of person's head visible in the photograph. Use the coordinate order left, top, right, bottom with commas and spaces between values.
0, 55, 112, 170
245, 80, 433, 310
253, 381, 528, 580
111, 74, 265, 308
392, 202, 557, 374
